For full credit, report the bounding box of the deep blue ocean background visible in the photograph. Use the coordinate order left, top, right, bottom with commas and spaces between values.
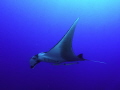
0, 0, 120, 90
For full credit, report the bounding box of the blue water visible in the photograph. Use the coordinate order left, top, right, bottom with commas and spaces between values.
0, 0, 120, 90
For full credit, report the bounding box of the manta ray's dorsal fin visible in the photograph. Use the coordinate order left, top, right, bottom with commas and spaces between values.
46, 18, 79, 59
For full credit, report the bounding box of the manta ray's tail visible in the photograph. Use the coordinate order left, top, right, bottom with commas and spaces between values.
88, 60, 106, 64
78, 54, 106, 64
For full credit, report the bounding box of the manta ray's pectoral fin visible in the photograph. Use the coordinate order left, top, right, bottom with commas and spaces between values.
46, 18, 79, 60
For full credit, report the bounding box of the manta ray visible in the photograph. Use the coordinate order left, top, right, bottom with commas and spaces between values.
30, 18, 105, 68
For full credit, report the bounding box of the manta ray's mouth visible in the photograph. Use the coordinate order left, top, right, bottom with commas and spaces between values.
30, 63, 37, 69
30, 66, 34, 69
